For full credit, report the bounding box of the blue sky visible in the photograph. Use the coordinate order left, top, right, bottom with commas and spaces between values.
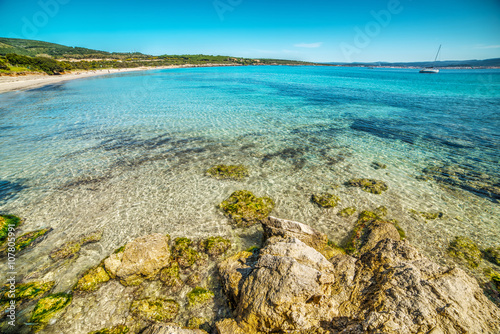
0, 0, 499, 62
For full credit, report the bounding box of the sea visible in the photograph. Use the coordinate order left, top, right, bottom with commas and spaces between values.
0, 65, 499, 290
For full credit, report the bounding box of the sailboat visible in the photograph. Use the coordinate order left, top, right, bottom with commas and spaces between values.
420, 45, 441, 73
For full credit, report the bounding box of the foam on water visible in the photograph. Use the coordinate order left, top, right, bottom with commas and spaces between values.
1, 66, 499, 291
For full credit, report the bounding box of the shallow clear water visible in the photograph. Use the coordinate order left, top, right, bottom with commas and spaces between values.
1, 66, 499, 290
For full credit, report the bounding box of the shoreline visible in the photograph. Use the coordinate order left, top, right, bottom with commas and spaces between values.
0, 63, 243, 94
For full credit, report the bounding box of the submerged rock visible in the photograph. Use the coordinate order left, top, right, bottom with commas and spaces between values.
347, 178, 388, 194
448, 236, 482, 268
199, 236, 231, 257
15, 228, 52, 252
88, 325, 130, 334
0, 281, 54, 302
338, 206, 356, 217
30, 293, 72, 329
371, 161, 387, 169
0, 214, 21, 245
142, 323, 207, 334
159, 261, 183, 288
187, 287, 214, 307
49, 240, 82, 261
219, 190, 274, 226
218, 218, 500, 333
49, 229, 103, 261
484, 246, 500, 266
73, 265, 110, 292
104, 233, 171, 286
206, 164, 249, 180
130, 298, 179, 322
311, 193, 340, 208
171, 237, 204, 268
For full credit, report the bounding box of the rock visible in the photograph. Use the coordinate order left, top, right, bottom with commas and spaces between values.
223, 237, 338, 332
345, 210, 403, 255
49, 229, 104, 261
50, 240, 82, 260
262, 216, 327, 250
206, 164, 249, 180
88, 325, 130, 334
219, 190, 274, 226
199, 236, 231, 257
187, 317, 210, 331
142, 323, 207, 334
218, 218, 500, 333
338, 206, 356, 217
215, 318, 246, 334
347, 178, 388, 194
371, 161, 387, 169
217, 251, 256, 306
73, 265, 110, 292
30, 293, 72, 329
0, 281, 54, 301
130, 298, 179, 322
13, 228, 52, 252
0, 214, 22, 245
373, 205, 387, 218
332, 239, 500, 333
484, 246, 500, 266
311, 193, 340, 208
159, 262, 183, 288
448, 236, 482, 268
186, 272, 203, 287
187, 287, 214, 307
80, 229, 104, 244
104, 233, 171, 286
171, 237, 203, 269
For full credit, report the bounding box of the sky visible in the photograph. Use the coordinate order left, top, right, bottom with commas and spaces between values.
0, 0, 499, 62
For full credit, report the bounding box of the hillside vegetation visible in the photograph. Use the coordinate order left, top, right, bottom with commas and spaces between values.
0, 37, 313, 75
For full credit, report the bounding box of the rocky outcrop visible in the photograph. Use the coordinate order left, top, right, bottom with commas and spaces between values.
217, 217, 500, 334
142, 323, 207, 333
104, 233, 171, 286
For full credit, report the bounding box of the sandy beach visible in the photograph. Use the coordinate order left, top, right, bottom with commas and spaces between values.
0, 64, 241, 94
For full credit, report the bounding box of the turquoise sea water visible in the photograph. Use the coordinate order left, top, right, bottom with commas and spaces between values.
0, 66, 499, 295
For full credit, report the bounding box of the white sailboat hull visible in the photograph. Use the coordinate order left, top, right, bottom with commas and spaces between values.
419, 68, 439, 73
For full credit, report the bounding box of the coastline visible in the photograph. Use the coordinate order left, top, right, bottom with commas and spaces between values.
0, 63, 242, 94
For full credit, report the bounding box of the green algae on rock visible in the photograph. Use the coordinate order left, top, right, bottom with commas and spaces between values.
159, 262, 182, 288
187, 317, 210, 331
491, 271, 500, 292
206, 164, 249, 180
172, 237, 203, 268
448, 236, 482, 268
219, 190, 274, 226
130, 298, 179, 322
14, 228, 52, 252
311, 193, 340, 208
49, 240, 81, 261
73, 265, 110, 292
30, 293, 72, 328
0, 281, 55, 301
0, 214, 21, 245
338, 206, 356, 217
346, 178, 388, 194
49, 230, 103, 261
199, 236, 231, 257
484, 247, 500, 266
88, 325, 129, 334
410, 209, 444, 220
187, 287, 214, 307
345, 210, 404, 255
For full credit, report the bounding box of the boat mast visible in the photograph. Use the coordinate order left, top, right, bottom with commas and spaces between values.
434, 45, 442, 63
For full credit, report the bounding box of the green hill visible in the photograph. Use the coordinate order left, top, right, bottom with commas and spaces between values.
0, 37, 116, 58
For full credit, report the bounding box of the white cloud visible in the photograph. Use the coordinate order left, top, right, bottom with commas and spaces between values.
294, 42, 323, 48
474, 45, 500, 49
